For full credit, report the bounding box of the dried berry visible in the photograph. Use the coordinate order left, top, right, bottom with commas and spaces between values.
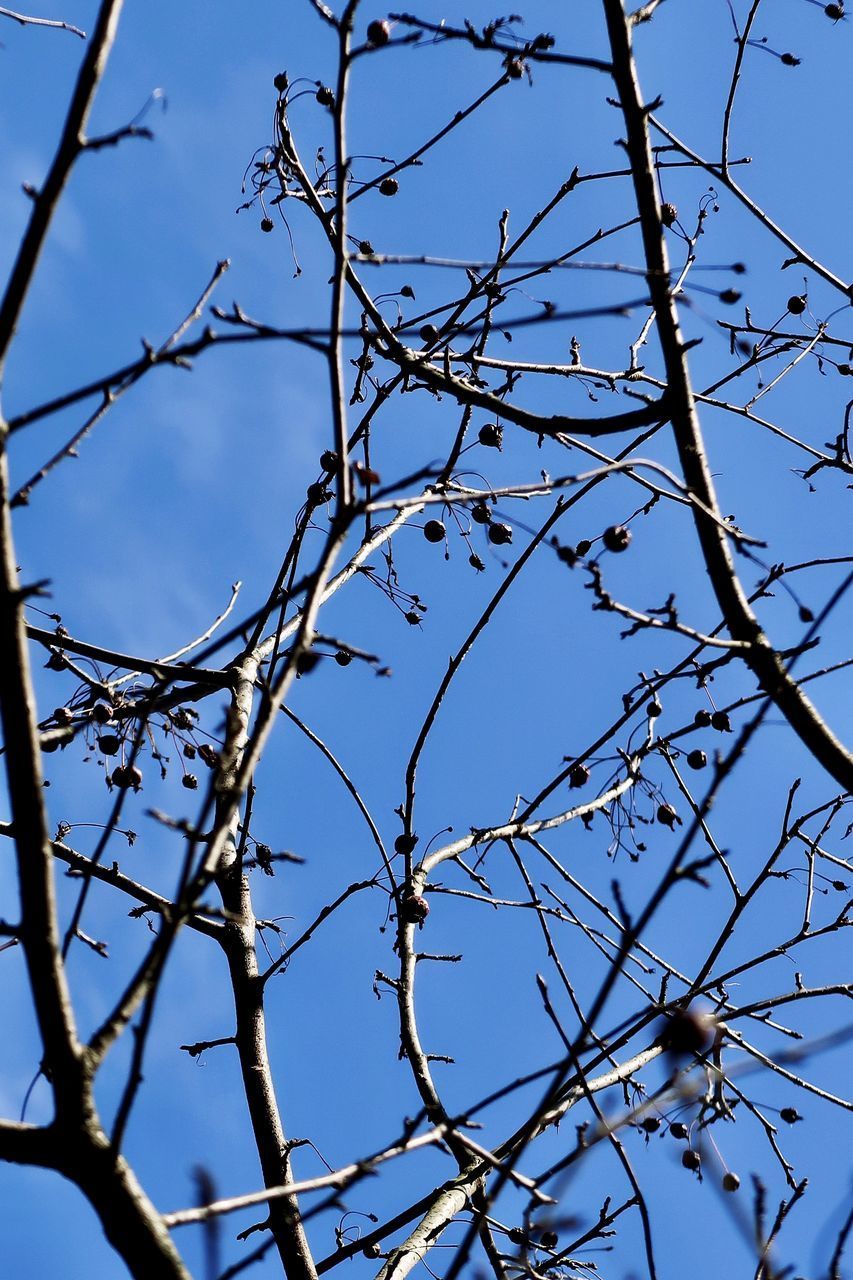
657, 803, 679, 829
539, 1231, 558, 1250
780, 52, 801, 66
469, 553, 486, 571
694, 708, 712, 727
575, 539, 591, 557
92, 701, 114, 725
198, 744, 219, 769
273, 72, 288, 93
660, 202, 678, 227
98, 734, 121, 756
641, 1116, 661, 1133
710, 710, 731, 732
423, 519, 446, 544
367, 18, 391, 45
780, 1107, 801, 1124
602, 525, 631, 553
405, 611, 421, 626
669, 1122, 688, 1140
687, 748, 707, 770
183, 743, 196, 760
647, 699, 662, 718
837, 363, 851, 376
569, 764, 590, 789
53, 706, 72, 726
260, 217, 274, 233
505, 57, 525, 79
182, 774, 199, 790
722, 1172, 741, 1192
787, 295, 807, 315
478, 422, 503, 449
394, 833, 418, 856
358, 240, 374, 256
507, 1229, 527, 1246
320, 450, 339, 472
315, 84, 335, 107
296, 651, 320, 676
681, 1149, 701, 1172
556, 544, 577, 567
379, 176, 399, 197
420, 324, 440, 345
335, 650, 353, 667
362, 1243, 382, 1260
488, 522, 513, 546
400, 893, 429, 924
661, 1007, 713, 1056
112, 764, 142, 791
471, 502, 492, 524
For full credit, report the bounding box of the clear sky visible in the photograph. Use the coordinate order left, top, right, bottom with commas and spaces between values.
1, 3, 851, 1279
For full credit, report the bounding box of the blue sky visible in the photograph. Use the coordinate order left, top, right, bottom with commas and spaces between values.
1, 2, 852, 1278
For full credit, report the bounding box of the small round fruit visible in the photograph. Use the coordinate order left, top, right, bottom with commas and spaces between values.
723, 1172, 741, 1192
54, 706, 73, 726
423, 519, 445, 544
92, 701, 114, 725
478, 422, 503, 449
682, 1149, 701, 1172
320, 450, 339, 472
787, 295, 806, 316
379, 176, 399, 197
367, 18, 391, 45
394, 833, 418, 856
694, 708, 712, 727
273, 72, 288, 92
315, 84, 335, 107
657, 803, 678, 829
647, 699, 662, 718
575, 539, 591, 557
260, 217, 274, 233
602, 524, 631, 553
641, 1116, 661, 1133
471, 502, 491, 525
780, 1107, 801, 1124
420, 324, 440, 345
661, 1007, 713, 1055
112, 764, 142, 791
505, 57, 525, 79
660, 202, 678, 227
182, 774, 199, 790
362, 1243, 382, 1260
98, 734, 121, 756
569, 764, 590, 789
335, 650, 353, 667
539, 1231, 558, 1250
669, 1122, 688, 1140
687, 749, 707, 770
838, 363, 851, 376
488, 522, 513, 546
710, 710, 731, 732
400, 894, 429, 924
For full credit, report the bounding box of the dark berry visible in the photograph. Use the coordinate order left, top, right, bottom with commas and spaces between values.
602, 524, 631, 552
670, 1122, 688, 1140
488, 522, 513, 546
787, 295, 807, 315
539, 1231, 558, 1249
657, 803, 679, 829
92, 701, 114, 725
420, 324, 440, 345
198, 744, 219, 769
423, 519, 445, 544
273, 72, 288, 92
694, 708, 712, 727
647, 699, 662, 718
641, 1116, 661, 1133
780, 1107, 801, 1124
367, 18, 391, 45
394, 833, 418, 856
505, 57, 525, 79
112, 764, 142, 791
335, 650, 353, 666
569, 764, 590, 789
471, 502, 491, 524
182, 774, 199, 790
320, 450, 339, 472
98, 734, 121, 756
405, 611, 421, 626
478, 422, 503, 449
719, 289, 741, 305
723, 1172, 741, 1192
379, 176, 399, 197
362, 1243, 382, 1260
53, 706, 72, 726
681, 1149, 701, 1172
296, 651, 320, 676
260, 217, 274, 233
687, 749, 707, 770
575, 539, 591, 556
710, 710, 731, 732
837, 364, 851, 376
660, 203, 678, 227
661, 1007, 713, 1056
315, 84, 335, 107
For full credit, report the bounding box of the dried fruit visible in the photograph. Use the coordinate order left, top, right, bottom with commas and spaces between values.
488, 522, 513, 546
694, 708, 712, 727
669, 1122, 688, 1140
641, 1116, 661, 1133
647, 699, 662, 718
687, 749, 707, 770
478, 422, 503, 449
182, 773, 199, 790
657, 803, 679, 829
98, 734, 121, 756
661, 1007, 713, 1056
575, 539, 591, 557
682, 1149, 701, 1172
603, 525, 631, 552
471, 502, 491, 525
710, 710, 731, 732
780, 1107, 802, 1124
420, 324, 439, 345
92, 701, 114, 725
320, 450, 339, 472
569, 764, 590, 789
539, 1230, 558, 1249
505, 57, 525, 79
378, 176, 399, 197
394, 833, 418, 856
362, 1243, 382, 1259
53, 706, 72, 726
198, 744, 219, 769
787, 295, 807, 315
660, 202, 678, 227
399, 893, 429, 924
112, 764, 142, 791
260, 217, 274, 233
315, 84, 335, 107
273, 72, 288, 93
423, 519, 446, 544
335, 650, 353, 667
722, 1172, 741, 1192
367, 18, 391, 45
